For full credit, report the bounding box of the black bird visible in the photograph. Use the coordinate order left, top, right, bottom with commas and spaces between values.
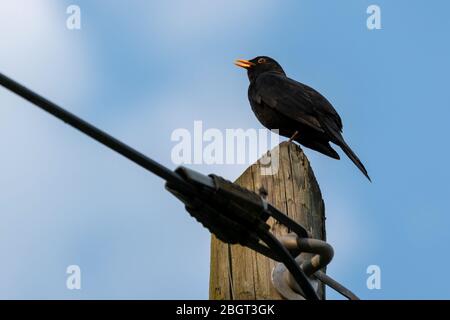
235, 56, 370, 181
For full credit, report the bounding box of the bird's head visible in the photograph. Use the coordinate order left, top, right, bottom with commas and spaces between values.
234, 56, 285, 82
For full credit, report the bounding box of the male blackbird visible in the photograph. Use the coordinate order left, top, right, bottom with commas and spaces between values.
235, 56, 370, 181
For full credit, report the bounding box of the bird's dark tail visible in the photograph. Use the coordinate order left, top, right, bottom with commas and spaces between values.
338, 140, 371, 182
315, 118, 371, 181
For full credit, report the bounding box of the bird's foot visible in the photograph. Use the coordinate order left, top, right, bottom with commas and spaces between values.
288, 131, 299, 142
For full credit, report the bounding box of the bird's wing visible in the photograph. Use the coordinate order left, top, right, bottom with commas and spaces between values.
299, 82, 343, 133
253, 73, 370, 180
252, 73, 343, 134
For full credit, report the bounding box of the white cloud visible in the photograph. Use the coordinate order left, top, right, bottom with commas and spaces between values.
0, 1, 97, 296
0, 1, 368, 298
0, 0, 97, 203
0, 1, 96, 104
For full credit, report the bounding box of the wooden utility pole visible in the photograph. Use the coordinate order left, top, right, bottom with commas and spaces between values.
209, 141, 326, 299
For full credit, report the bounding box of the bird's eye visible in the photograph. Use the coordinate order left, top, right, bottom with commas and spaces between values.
258, 58, 266, 64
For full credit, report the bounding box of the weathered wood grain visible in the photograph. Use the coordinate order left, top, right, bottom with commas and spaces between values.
209, 141, 326, 300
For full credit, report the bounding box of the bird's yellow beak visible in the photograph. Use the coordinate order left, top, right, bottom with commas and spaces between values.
234, 59, 255, 69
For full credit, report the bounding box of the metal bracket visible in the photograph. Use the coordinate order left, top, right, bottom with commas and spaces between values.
272, 254, 320, 300
271, 233, 359, 300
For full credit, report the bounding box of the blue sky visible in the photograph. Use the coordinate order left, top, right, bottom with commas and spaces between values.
0, 0, 449, 299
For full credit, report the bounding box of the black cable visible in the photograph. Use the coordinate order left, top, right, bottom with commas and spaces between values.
266, 204, 309, 238
0, 71, 335, 300
314, 271, 359, 300
257, 229, 320, 300
0, 72, 190, 190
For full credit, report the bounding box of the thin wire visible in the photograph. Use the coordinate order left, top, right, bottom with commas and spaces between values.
227, 246, 236, 299
257, 229, 320, 300
266, 204, 309, 238
0, 72, 355, 300
0, 72, 190, 190
314, 271, 359, 300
